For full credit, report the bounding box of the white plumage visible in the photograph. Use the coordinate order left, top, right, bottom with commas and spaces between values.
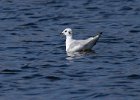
61, 28, 102, 52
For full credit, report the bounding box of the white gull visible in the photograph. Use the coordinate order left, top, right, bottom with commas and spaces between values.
61, 28, 102, 53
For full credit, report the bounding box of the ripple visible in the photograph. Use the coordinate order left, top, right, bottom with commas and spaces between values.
45, 75, 62, 81
129, 29, 140, 33
0, 69, 21, 75
6, 46, 28, 50
0, 0, 140, 99
85, 6, 100, 11
22, 74, 43, 79
17, 22, 38, 29
93, 93, 109, 98
127, 74, 140, 80
120, 6, 133, 11
21, 40, 46, 43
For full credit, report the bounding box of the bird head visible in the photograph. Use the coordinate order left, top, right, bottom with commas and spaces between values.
60, 28, 72, 36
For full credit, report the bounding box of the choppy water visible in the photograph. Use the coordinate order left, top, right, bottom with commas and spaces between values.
0, 0, 140, 100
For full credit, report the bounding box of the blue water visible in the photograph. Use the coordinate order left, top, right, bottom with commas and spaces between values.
0, 0, 140, 100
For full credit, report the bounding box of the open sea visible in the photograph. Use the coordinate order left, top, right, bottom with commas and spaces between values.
0, 0, 140, 100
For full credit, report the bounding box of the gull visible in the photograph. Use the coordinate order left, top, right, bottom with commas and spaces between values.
60, 28, 102, 53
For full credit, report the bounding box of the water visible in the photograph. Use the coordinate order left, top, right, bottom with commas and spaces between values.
0, 0, 140, 100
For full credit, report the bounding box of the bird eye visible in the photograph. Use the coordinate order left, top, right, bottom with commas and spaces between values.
65, 30, 67, 32
69, 32, 71, 34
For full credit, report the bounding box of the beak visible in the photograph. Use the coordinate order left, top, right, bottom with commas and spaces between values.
60, 32, 63, 35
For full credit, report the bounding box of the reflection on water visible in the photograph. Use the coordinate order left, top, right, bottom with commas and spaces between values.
66, 50, 96, 60
0, 0, 140, 100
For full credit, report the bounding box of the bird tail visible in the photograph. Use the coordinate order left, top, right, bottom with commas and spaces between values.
95, 32, 102, 37
91, 32, 102, 45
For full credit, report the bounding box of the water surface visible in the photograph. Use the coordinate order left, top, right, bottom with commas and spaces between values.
0, 0, 140, 100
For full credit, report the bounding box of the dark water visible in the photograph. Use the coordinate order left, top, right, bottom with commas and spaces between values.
0, 0, 140, 100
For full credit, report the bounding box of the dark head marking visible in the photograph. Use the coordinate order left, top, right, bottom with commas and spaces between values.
69, 32, 71, 34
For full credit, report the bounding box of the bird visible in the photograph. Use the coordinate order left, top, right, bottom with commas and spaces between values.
60, 28, 102, 53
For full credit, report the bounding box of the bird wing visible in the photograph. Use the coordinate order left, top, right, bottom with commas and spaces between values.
68, 40, 86, 52
84, 32, 102, 49
67, 32, 102, 52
